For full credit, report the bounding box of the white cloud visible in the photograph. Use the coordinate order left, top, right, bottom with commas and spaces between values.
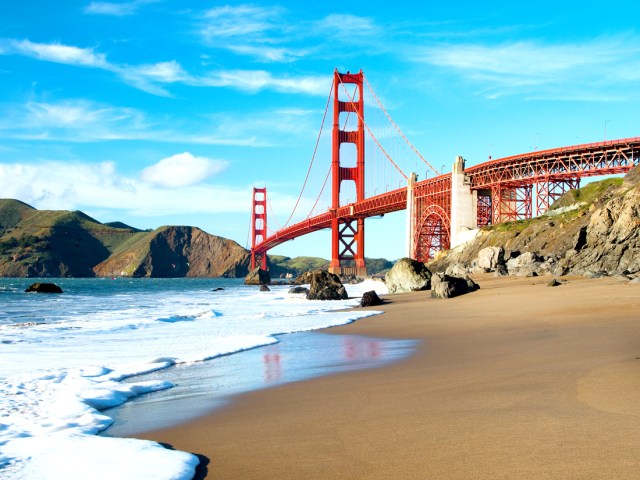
4, 39, 109, 68
0, 38, 328, 96
0, 98, 300, 146
141, 152, 228, 188
417, 36, 640, 99
201, 4, 283, 39
317, 14, 378, 35
226, 44, 306, 63
84, 0, 157, 16
195, 69, 328, 95
0, 160, 247, 217
0, 158, 310, 234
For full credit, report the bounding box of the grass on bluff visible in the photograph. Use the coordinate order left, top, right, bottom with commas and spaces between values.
548, 177, 623, 211
483, 177, 623, 234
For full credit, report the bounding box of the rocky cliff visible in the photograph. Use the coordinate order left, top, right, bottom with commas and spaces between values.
429, 166, 640, 279
93, 226, 250, 278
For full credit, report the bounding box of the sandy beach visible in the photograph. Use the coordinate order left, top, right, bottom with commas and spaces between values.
138, 275, 640, 479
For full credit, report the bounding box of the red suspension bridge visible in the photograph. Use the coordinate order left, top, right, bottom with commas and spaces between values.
251, 69, 640, 277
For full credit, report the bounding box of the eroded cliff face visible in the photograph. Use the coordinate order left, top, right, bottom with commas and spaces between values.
429, 165, 640, 278
93, 226, 250, 278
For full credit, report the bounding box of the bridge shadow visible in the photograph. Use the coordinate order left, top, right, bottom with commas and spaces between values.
159, 443, 210, 479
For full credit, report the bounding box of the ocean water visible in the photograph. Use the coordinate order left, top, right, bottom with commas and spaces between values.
0, 277, 414, 480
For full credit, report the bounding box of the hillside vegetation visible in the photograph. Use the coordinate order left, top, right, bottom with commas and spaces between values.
0, 200, 251, 278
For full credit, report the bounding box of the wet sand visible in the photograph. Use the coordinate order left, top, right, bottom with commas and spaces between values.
137, 275, 640, 479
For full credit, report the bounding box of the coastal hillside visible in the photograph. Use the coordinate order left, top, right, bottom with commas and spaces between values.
428, 165, 640, 278
93, 226, 251, 278
0, 200, 251, 278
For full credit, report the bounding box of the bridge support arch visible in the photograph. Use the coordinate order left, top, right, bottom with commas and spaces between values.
413, 204, 450, 261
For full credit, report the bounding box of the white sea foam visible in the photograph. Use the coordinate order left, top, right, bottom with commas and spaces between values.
0, 278, 385, 479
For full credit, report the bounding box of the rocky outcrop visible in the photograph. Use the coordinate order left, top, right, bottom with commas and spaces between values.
559, 186, 640, 276
385, 258, 432, 293
293, 271, 314, 285
94, 226, 250, 278
306, 270, 348, 300
431, 273, 479, 299
477, 246, 505, 271
245, 268, 271, 285
429, 166, 640, 280
25, 282, 63, 293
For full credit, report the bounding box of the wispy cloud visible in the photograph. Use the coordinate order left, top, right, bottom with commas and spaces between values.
0, 38, 329, 96
0, 98, 319, 146
194, 69, 327, 95
84, 0, 158, 16
4, 39, 108, 68
141, 152, 228, 188
197, 5, 381, 63
417, 36, 640, 100
201, 4, 283, 39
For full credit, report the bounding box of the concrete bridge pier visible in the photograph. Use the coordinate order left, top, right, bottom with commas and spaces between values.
450, 156, 479, 249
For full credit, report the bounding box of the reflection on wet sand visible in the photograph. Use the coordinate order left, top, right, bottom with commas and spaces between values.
105, 332, 417, 437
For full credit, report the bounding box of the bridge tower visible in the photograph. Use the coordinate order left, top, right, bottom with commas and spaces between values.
250, 187, 267, 270
329, 70, 367, 278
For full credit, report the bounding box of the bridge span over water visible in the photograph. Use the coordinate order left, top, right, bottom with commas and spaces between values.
251, 70, 640, 277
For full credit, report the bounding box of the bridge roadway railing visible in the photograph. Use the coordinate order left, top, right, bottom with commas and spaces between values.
253, 187, 409, 255
465, 137, 640, 189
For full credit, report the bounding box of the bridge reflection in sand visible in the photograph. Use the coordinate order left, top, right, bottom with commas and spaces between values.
104, 332, 418, 437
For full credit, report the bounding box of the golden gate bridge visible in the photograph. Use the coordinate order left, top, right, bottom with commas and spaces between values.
250, 69, 640, 277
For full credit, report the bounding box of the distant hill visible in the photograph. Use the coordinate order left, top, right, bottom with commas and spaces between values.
0, 199, 395, 278
267, 255, 394, 278
0, 199, 251, 278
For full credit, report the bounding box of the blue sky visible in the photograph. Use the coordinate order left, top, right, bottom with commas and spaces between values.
2, 1, 640, 261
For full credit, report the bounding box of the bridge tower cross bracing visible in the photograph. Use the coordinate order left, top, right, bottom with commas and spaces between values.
329, 69, 367, 278
250, 187, 267, 270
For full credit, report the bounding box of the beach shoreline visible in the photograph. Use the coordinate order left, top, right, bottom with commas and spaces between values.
136, 275, 640, 479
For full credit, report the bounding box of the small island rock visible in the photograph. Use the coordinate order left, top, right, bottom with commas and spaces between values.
25, 282, 63, 293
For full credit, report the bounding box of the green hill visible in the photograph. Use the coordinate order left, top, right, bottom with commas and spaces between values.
0, 200, 250, 278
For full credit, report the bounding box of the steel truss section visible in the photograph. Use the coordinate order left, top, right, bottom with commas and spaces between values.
476, 191, 492, 227
492, 184, 532, 223
536, 178, 580, 215
466, 138, 640, 189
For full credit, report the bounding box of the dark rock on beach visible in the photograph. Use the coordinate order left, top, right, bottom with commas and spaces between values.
25, 282, 63, 293
306, 270, 348, 300
360, 290, 383, 307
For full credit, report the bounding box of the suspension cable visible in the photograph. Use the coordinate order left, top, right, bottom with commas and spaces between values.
307, 165, 332, 219
363, 74, 440, 176
338, 79, 408, 180
281, 76, 334, 229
